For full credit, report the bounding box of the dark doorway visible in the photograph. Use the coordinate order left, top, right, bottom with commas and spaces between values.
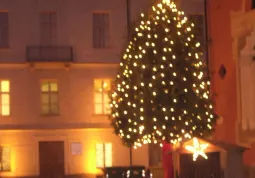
39, 141, 65, 178
179, 152, 222, 178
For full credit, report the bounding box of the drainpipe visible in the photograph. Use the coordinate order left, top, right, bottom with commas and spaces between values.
126, 0, 131, 40
204, 0, 210, 76
126, 0, 133, 166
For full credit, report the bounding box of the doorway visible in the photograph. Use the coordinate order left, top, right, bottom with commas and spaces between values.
149, 144, 162, 166
39, 141, 65, 178
179, 152, 222, 178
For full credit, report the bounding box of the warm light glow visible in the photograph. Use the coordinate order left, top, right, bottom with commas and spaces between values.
96, 144, 104, 167
0, 80, 10, 116
86, 143, 101, 174
94, 79, 111, 114
185, 137, 208, 161
0, 146, 11, 171
96, 143, 112, 168
104, 143, 112, 166
41, 81, 59, 115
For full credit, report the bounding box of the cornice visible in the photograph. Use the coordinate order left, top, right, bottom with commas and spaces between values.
0, 62, 119, 70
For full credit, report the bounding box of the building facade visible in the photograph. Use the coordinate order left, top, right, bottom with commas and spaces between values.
230, 0, 255, 173
0, 0, 218, 177
208, 0, 255, 176
0, 0, 152, 177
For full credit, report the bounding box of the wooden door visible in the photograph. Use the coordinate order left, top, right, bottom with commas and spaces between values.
39, 141, 65, 178
179, 152, 222, 178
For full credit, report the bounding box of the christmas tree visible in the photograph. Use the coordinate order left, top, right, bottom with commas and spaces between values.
109, 0, 218, 148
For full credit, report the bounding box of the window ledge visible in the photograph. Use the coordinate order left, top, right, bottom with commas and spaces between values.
40, 114, 60, 117
93, 46, 112, 50
92, 114, 110, 123
0, 46, 10, 50
0, 115, 11, 117
92, 114, 110, 117
0, 170, 11, 173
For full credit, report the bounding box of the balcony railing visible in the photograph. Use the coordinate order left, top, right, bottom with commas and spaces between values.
27, 46, 73, 62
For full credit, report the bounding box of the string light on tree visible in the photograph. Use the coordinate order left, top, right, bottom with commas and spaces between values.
109, 0, 218, 148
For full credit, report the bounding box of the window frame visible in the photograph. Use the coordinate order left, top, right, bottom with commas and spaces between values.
188, 14, 205, 46
40, 80, 59, 116
188, 14, 206, 60
0, 11, 9, 48
0, 80, 10, 116
40, 11, 57, 45
92, 12, 111, 49
94, 79, 111, 115
96, 143, 112, 168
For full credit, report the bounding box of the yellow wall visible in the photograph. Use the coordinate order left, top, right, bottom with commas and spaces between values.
0, 128, 149, 177
0, 65, 118, 126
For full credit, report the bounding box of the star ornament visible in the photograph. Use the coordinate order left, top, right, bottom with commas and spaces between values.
162, 0, 171, 4
185, 137, 208, 161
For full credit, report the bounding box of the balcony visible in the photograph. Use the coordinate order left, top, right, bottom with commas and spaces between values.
27, 46, 73, 62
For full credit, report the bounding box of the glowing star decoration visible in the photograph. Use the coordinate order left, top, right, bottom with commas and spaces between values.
185, 137, 208, 161
163, 0, 171, 4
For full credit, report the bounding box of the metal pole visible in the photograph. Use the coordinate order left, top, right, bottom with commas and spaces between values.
204, 0, 210, 76
129, 147, 133, 166
126, 0, 131, 39
126, 0, 133, 166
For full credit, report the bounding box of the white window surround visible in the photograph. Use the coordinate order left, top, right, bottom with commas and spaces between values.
239, 26, 255, 131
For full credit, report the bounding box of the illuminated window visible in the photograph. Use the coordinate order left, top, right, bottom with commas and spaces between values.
41, 81, 59, 115
94, 79, 111, 115
0, 147, 10, 171
96, 143, 112, 168
0, 80, 10, 116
